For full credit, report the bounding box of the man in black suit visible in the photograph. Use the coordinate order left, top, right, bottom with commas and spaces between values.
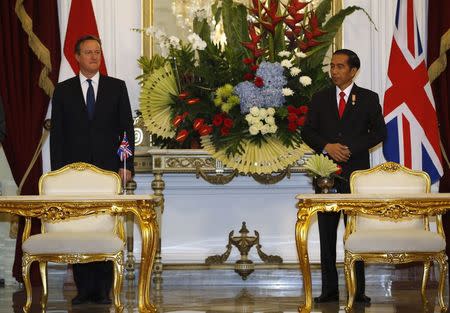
50, 35, 134, 305
302, 49, 386, 303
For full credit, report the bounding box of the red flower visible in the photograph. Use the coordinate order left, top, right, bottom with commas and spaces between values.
297, 115, 306, 126
199, 124, 213, 136
175, 129, 189, 143
335, 165, 343, 175
287, 113, 298, 122
298, 105, 309, 114
287, 105, 297, 114
250, 64, 259, 72
254, 76, 264, 87
172, 115, 183, 127
182, 111, 189, 119
193, 118, 205, 130
243, 58, 253, 64
187, 98, 201, 105
223, 118, 234, 129
287, 122, 297, 132
212, 114, 224, 126
220, 126, 230, 136
178, 91, 189, 100
244, 73, 255, 81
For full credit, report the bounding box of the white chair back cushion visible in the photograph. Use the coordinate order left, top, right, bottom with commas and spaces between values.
40, 165, 120, 233
352, 168, 427, 230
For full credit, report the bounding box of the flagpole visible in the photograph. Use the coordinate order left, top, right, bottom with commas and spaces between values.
123, 131, 127, 195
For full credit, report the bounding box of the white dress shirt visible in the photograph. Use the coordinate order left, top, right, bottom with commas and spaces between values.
79, 72, 99, 104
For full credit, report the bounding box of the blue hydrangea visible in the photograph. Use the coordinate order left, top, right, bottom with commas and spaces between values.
234, 62, 287, 113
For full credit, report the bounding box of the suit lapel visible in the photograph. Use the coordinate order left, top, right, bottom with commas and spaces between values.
328, 87, 340, 120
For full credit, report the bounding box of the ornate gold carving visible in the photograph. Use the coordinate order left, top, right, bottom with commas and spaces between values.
196, 167, 238, 185
250, 167, 291, 184
379, 161, 402, 172
167, 156, 215, 169
205, 222, 282, 280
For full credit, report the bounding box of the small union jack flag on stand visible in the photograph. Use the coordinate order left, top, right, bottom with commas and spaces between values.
117, 132, 133, 161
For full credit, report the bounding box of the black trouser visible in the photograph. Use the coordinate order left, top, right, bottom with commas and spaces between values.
317, 211, 365, 295
73, 261, 113, 299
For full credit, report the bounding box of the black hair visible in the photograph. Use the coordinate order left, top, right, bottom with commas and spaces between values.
333, 49, 360, 70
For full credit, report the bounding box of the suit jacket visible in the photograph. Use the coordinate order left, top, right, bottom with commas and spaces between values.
0, 97, 5, 143
50, 75, 134, 173
302, 84, 386, 183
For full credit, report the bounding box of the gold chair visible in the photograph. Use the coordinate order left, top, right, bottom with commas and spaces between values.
21, 162, 125, 312
344, 162, 447, 312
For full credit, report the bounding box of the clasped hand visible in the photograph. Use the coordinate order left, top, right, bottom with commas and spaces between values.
324, 143, 351, 162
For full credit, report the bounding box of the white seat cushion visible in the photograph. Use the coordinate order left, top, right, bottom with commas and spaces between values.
22, 232, 124, 254
345, 229, 445, 253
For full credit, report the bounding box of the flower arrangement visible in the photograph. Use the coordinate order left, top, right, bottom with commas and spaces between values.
138, 0, 365, 174
304, 153, 341, 178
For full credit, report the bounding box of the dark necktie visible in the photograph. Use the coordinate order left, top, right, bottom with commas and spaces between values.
86, 79, 95, 120
338, 91, 346, 118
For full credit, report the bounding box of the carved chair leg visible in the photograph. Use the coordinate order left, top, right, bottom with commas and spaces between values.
39, 261, 48, 310
344, 252, 356, 313
113, 255, 124, 312
437, 253, 448, 312
421, 261, 430, 305
22, 256, 33, 313
345, 254, 356, 313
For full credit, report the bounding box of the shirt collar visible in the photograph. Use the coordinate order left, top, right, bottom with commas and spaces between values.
336, 82, 354, 98
79, 71, 100, 85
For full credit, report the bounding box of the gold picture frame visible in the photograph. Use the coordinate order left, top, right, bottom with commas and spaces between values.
141, 0, 343, 58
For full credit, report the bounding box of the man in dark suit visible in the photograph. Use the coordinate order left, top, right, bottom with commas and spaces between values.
302, 49, 386, 303
50, 35, 134, 305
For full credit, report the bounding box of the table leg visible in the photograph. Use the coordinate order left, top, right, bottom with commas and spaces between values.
136, 209, 159, 312
151, 172, 165, 289
295, 206, 315, 313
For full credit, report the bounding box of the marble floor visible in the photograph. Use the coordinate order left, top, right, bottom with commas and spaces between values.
0, 263, 447, 313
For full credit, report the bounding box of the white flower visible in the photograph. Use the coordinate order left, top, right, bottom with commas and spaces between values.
245, 114, 253, 123
281, 59, 293, 68
260, 124, 272, 135
267, 107, 275, 115
269, 124, 278, 133
282, 87, 294, 96
250, 106, 260, 117
169, 36, 181, 49
290, 67, 301, 76
299, 75, 312, 86
258, 108, 268, 119
265, 116, 275, 125
296, 51, 307, 58
278, 50, 291, 57
187, 33, 207, 50
249, 125, 259, 135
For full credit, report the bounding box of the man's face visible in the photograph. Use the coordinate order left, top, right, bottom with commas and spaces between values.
75, 40, 101, 76
330, 54, 357, 90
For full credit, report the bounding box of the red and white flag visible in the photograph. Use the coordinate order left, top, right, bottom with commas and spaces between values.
59, 0, 107, 80
382, 0, 443, 183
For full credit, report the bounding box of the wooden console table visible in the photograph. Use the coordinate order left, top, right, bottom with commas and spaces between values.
295, 193, 450, 313
0, 195, 159, 313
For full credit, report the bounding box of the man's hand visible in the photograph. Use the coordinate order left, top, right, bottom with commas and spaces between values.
118, 168, 132, 184
324, 143, 351, 162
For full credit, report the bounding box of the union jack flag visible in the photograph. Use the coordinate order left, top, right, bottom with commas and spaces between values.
383, 0, 443, 183
117, 132, 133, 161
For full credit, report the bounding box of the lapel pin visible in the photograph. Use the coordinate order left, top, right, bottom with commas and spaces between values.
351, 94, 356, 106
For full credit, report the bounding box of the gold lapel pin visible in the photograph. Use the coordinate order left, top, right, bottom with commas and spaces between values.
351, 94, 356, 106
